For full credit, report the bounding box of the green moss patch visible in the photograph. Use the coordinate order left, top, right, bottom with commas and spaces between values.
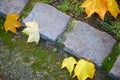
56, 0, 84, 19
102, 43, 120, 72
20, 0, 38, 19
0, 17, 72, 79
23, 56, 31, 63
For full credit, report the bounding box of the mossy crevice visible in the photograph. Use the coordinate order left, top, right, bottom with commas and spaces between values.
56, 19, 77, 49
20, 0, 38, 20
102, 43, 120, 72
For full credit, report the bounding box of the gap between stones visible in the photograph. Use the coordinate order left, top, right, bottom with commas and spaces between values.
56, 19, 77, 48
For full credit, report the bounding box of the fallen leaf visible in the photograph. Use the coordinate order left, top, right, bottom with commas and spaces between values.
22, 21, 40, 44
61, 57, 77, 75
4, 13, 22, 33
108, 0, 120, 18
82, 0, 108, 19
82, 0, 120, 19
73, 59, 96, 80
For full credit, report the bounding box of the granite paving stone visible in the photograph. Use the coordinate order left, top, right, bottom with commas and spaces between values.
64, 21, 116, 66
0, 0, 29, 17
109, 55, 120, 80
23, 2, 71, 41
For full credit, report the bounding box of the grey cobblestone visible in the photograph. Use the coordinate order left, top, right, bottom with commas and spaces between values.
64, 21, 116, 66
23, 2, 71, 41
0, 0, 29, 17
109, 55, 120, 80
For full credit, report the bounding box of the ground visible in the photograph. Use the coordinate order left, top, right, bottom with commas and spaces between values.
0, 0, 120, 80
0, 17, 72, 80
0, 17, 113, 80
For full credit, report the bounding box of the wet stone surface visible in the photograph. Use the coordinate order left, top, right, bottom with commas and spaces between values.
23, 2, 71, 41
64, 21, 116, 67
0, 0, 29, 17
109, 55, 120, 80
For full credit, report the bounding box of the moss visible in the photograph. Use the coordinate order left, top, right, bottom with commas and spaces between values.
102, 43, 120, 72
57, 0, 84, 19
0, 17, 72, 79
20, 0, 38, 19
41, 0, 52, 3
23, 56, 30, 63
22, 43, 72, 79
56, 19, 77, 45
0, 17, 17, 50
31, 47, 61, 71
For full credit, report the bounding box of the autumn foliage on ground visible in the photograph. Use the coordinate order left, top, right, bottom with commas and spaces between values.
4, 14, 40, 44
4, 14, 22, 33
82, 0, 120, 20
2, 0, 120, 80
62, 57, 96, 80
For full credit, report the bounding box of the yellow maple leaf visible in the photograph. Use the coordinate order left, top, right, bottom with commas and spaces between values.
61, 57, 77, 75
4, 13, 22, 33
108, 0, 120, 18
82, 0, 108, 19
22, 21, 40, 44
82, 0, 120, 19
73, 59, 96, 80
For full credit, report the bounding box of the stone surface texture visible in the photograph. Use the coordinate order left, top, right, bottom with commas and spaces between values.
23, 2, 71, 41
109, 55, 120, 79
64, 21, 116, 66
0, 0, 29, 16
